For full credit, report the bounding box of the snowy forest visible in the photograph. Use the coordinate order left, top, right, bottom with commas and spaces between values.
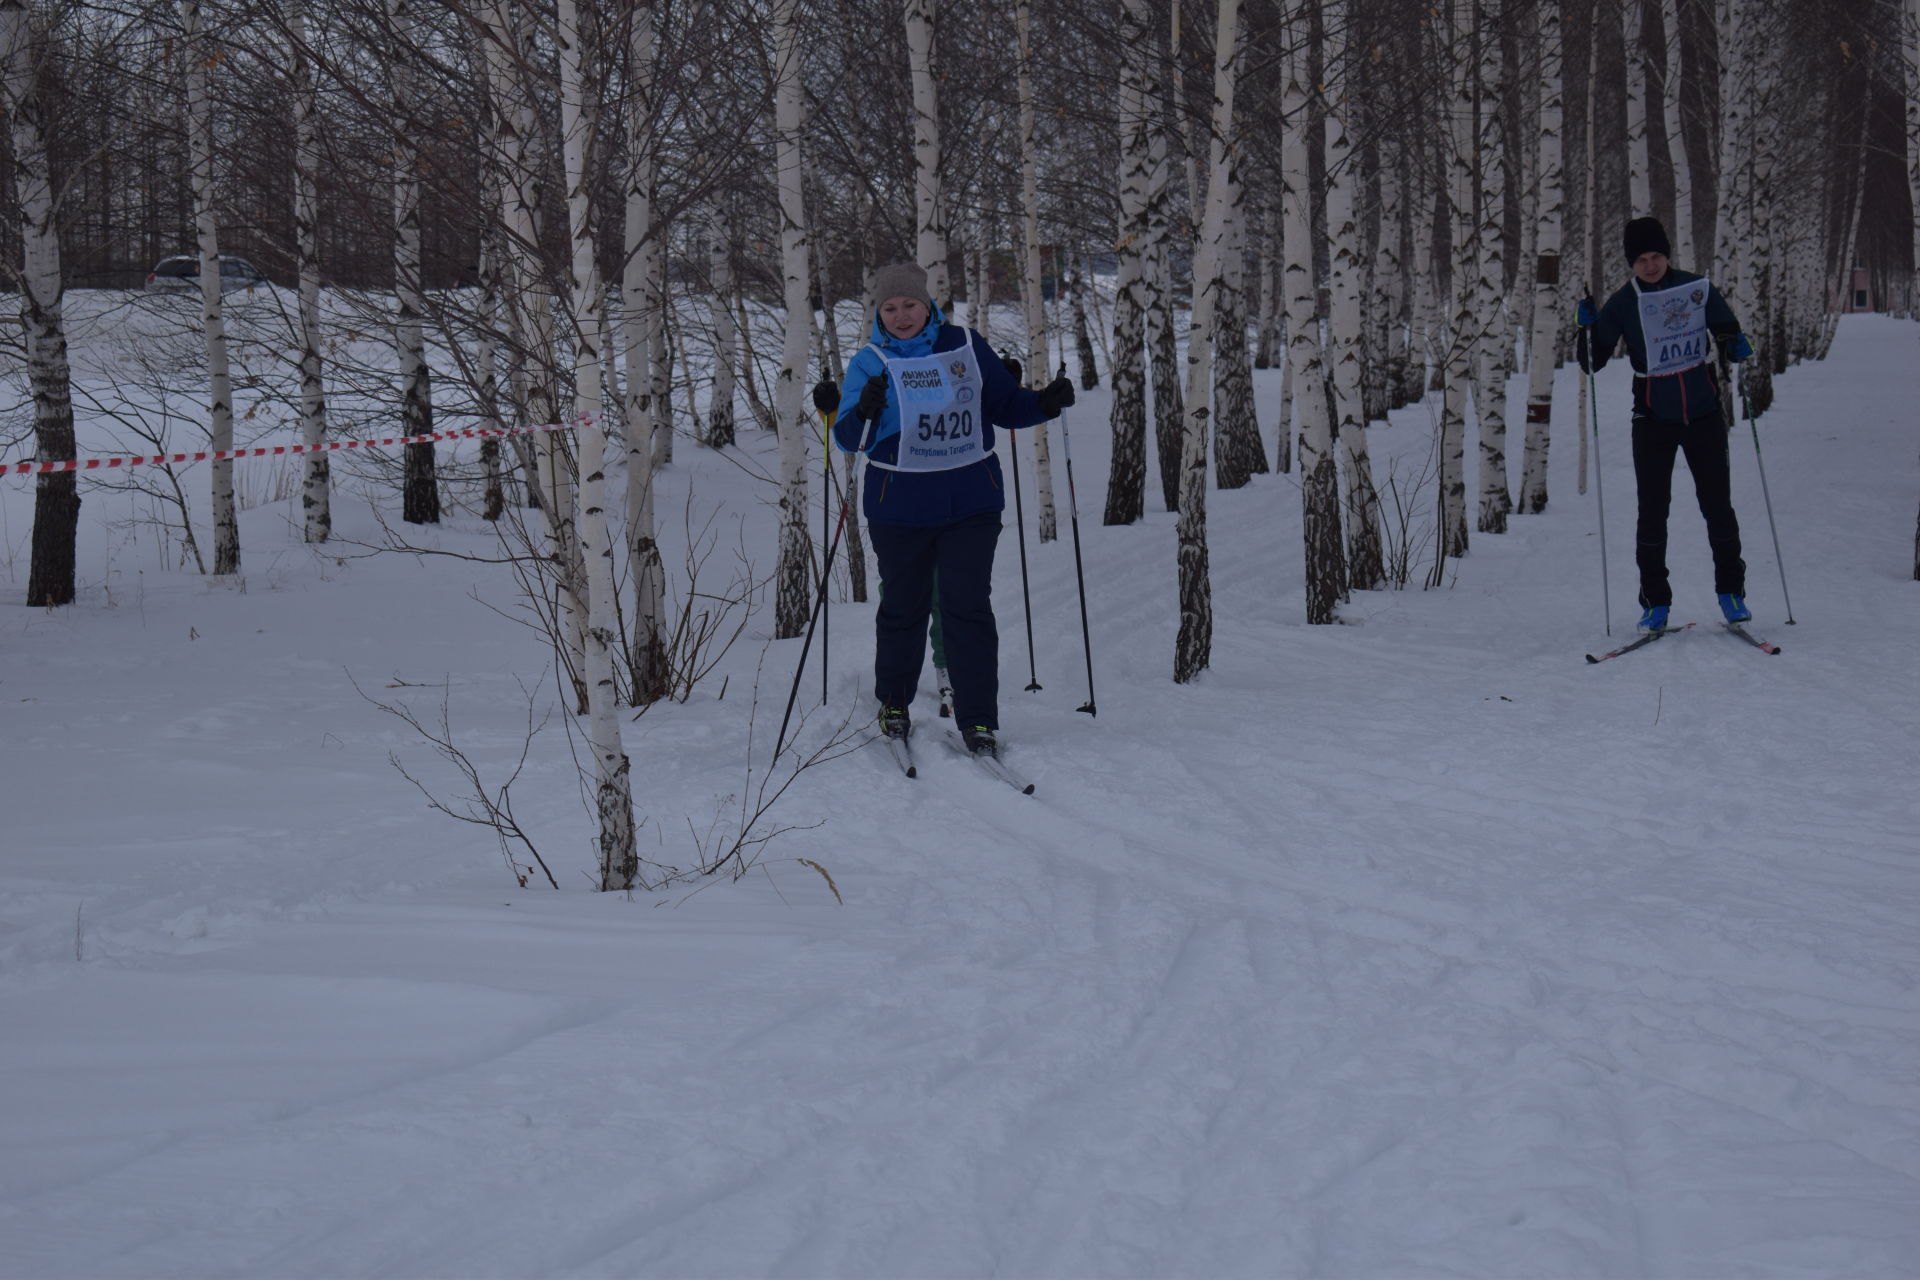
5, 2, 1920, 1273
4, 0, 1918, 876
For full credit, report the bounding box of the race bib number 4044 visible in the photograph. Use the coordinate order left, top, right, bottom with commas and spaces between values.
1637, 277, 1711, 378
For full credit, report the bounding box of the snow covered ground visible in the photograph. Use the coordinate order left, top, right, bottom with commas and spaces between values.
1, 309, 1916, 1278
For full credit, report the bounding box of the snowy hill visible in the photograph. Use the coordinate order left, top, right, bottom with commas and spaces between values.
1, 312, 1916, 1277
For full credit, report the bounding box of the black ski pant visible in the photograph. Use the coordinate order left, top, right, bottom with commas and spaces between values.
1630, 408, 1745, 608
869, 512, 1001, 730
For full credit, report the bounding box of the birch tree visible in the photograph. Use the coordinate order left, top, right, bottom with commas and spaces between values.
1174, 0, 1241, 683
905, 0, 949, 307
1471, 0, 1511, 535
623, 0, 668, 704
1625, 0, 1651, 214
1436, 0, 1475, 563
289, 0, 329, 543
705, 209, 737, 447
771, 0, 814, 640
1518, 0, 1564, 514
1660, 0, 1694, 264
1145, 71, 1185, 513
1321, 0, 1383, 588
1103, 0, 1153, 526
183, 0, 239, 574
388, 0, 438, 526
1287, 1, 1342, 622
1907, 0, 1919, 320
1016, 0, 1058, 543
2, 0, 78, 606
557, 0, 638, 890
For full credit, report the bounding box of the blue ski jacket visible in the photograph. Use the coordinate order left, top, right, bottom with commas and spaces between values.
832, 307, 1051, 526
1588, 266, 1743, 423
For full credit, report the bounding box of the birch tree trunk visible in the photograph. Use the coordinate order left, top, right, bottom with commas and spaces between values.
772, 0, 814, 641
706, 209, 737, 447
2, 0, 79, 606
649, 258, 672, 468
1472, 0, 1511, 535
1174, 0, 1241, 683
1518, 0, 1563, 514
1286, 3, 1343, 623
184, 0, 239, 574
1211, 152, 1265, 490
1712, 0, 1747, 306
388, 0, 438, 526
1436, 0, 1474, 564
1625, 0, 1651, 214
623, 0, 668, 703
486, 0, 585, 709
1322, 0, 1383, 588
1103, 0, 1153, 526
1660, 0, 1694, 264
905, 0, 949, 307
1016, 0, 1057, 543
289, 0, 330, 542
1907, 0, 1920, 320
1145, 78, 1185, 513
557, 0, 638, 890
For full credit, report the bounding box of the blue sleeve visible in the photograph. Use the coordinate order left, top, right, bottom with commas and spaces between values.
1591, 284, 1637, 373
833, 349, 886, 454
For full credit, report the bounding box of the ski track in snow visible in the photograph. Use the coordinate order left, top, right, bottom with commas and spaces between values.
0, 306, 1916, 1277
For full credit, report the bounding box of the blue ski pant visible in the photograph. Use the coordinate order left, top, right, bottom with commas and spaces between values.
869, 512, 1001, 729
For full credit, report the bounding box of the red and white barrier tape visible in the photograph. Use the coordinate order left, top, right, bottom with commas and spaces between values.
1, 415, 592, 477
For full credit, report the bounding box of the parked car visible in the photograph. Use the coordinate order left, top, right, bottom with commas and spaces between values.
143, 254, 268, 294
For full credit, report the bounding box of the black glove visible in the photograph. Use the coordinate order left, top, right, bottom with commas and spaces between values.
1035, 374, 1075, 416
855, 375, 889, 422
811, 379, 839, 415
1000, 354, 1023, 385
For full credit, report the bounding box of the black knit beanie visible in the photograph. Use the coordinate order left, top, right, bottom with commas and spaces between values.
1622, 217, 1672, 263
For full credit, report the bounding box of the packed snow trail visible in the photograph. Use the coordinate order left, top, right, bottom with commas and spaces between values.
0, 309, 1915, 1277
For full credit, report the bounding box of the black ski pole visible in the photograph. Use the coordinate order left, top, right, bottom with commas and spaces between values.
1001, 351, 1041, 692
774, 384, 854, 763
1580, 291, 1613, 636
1737, 363, 1796, 624
1052, 365, 1097, 715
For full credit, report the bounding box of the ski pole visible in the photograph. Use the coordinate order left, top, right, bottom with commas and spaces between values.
1052, 391, 1098, 716
774, 385, 854, 764
1001, 351, 1042, 692
1738, 363, 1796, 624
1580, 302, 1613, 636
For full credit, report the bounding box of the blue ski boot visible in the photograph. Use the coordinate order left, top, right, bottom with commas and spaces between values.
1637, 604, 1670, 632
1718, 593, 1752, 624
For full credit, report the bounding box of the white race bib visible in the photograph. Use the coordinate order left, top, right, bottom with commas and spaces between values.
869, 341, 990, 473
1636, 276, 1712, 377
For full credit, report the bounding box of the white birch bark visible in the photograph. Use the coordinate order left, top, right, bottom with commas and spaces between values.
1016, 0, 1058, 543
706, 208, 738, 446
1518, 0, 1563, 514
1103, 0, 1153, 526
1625, 0, 1651, 215
1712, 0, 1746, 302
557, 0, 637, 890
288, 0, 329, 542
1145, 77, 1185, 512
486, 0, 585, 707
623, 0, 667, 704
649, 253, 672, 469
905, 0, 949, 306
1322, 0, 1383, 587
1367, 144, 1404, 420
1437, 0, 1474, 563
1472, 0, 1511, 535
183, 0, 238, 574
1286, 3, 1342, 622
1174, 0, 1240, 683
2, 0, 79, 606
1660, 0, 1694, 264
772, 0, 814, 641
388, 0, 437, 526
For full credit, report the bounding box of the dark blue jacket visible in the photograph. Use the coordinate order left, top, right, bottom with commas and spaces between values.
1589, 266, 1742, 423
833, 309, 1050, 526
